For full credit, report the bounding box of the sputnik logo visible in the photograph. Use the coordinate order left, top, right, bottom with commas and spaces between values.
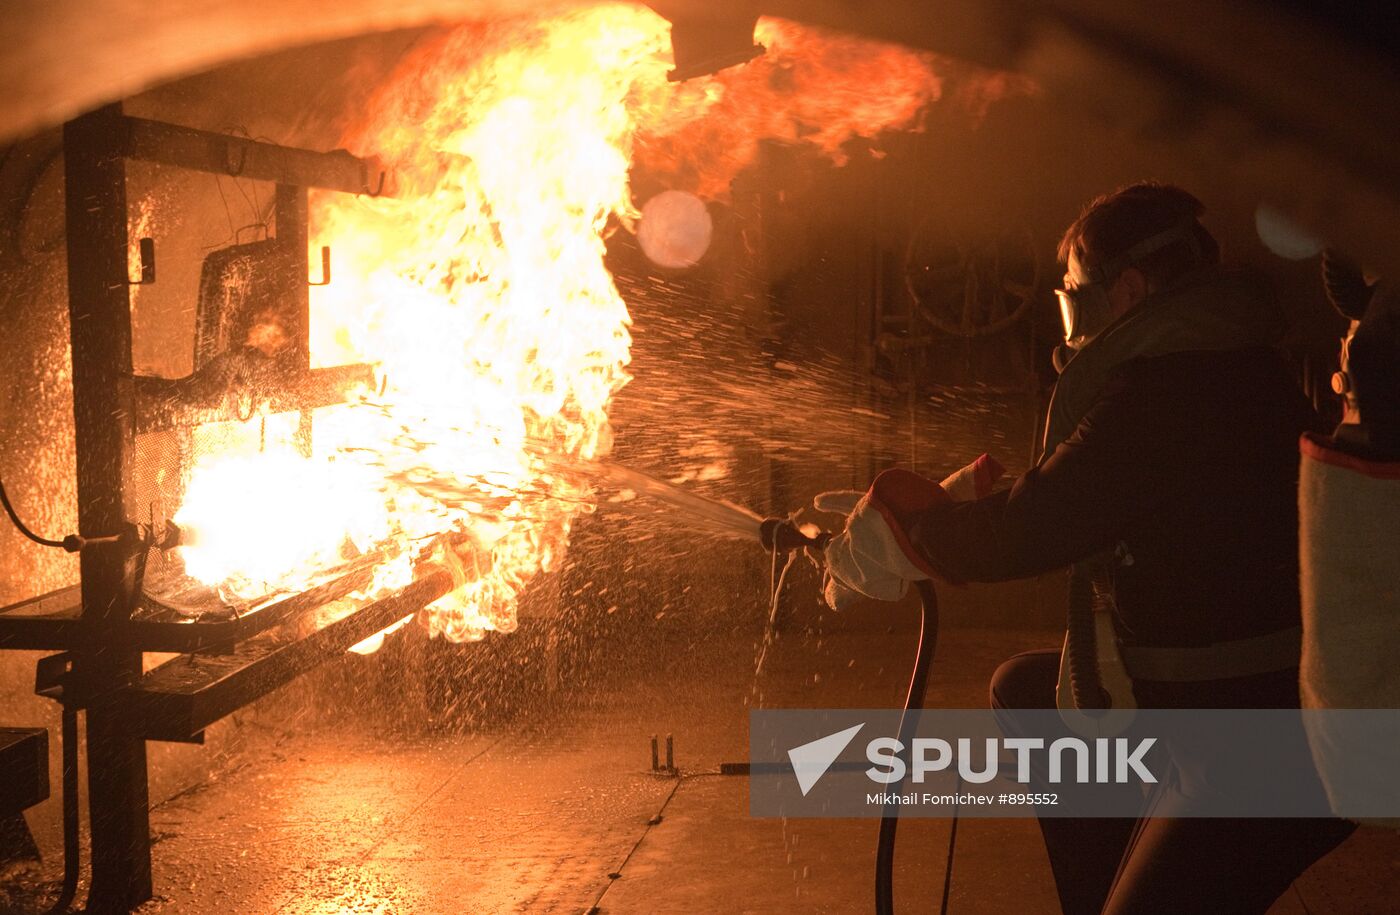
788, 723, 864, 796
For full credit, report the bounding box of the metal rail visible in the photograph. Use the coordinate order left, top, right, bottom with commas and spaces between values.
120, 571, 452, 743
0, 558, 378, 653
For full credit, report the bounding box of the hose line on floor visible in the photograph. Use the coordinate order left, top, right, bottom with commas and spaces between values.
875, 579, 957, 915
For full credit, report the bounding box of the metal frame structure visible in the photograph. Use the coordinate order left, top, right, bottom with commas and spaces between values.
0, 103, 451, 913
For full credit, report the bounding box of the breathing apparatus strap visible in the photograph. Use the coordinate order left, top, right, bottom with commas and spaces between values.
1085, 219, 1203, 285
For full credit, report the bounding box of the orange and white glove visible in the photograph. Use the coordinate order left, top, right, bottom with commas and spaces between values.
816, 454, 1003, 610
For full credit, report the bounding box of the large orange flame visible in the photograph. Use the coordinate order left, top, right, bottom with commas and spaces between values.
172, 5, 970, 647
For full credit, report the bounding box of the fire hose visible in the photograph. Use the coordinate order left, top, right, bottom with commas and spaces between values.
758, 519, 954, 915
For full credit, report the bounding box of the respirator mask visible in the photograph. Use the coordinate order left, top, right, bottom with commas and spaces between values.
1055, 220, 1203, 351
1055, 283, 1114, 352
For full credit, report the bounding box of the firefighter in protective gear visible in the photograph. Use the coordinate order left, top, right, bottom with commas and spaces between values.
821, 183, 1354, 914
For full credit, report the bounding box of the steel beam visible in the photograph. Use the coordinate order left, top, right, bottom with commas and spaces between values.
274, 184, 312, 369
130, 363, 375, 435
274, 183, 316, 454
121, 116, 383, 195
121, 571, 452, 742
0, 558, 378, 653
63, 102, 152, 913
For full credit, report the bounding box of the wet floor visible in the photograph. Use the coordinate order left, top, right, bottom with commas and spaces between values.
11, 597, 1400, 913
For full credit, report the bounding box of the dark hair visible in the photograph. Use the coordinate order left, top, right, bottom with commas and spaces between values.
1057, 182, 1221, 288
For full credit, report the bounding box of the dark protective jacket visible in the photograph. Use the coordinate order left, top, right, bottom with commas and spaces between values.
909, 270, 1320, 653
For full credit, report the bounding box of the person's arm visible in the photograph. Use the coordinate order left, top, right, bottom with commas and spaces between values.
908, 369, 1173, 583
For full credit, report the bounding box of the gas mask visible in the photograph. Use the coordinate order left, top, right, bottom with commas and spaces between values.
1055, 282, 1114, 352
1055, 220, 1203, 351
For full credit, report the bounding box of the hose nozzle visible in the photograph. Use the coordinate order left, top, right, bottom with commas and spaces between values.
759, 517, 831, 552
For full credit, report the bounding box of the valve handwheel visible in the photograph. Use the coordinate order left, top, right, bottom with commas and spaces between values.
904, 222, 1040, 339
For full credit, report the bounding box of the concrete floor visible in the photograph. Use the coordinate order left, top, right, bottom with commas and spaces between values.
10, 594, 1400, 913
128, 617, 1067, 914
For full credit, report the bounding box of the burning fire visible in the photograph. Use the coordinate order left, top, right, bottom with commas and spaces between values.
173, 5, 973, 647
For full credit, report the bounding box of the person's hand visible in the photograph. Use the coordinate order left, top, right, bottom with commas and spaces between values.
807, 490, 862, 577
817, 472, 941, 609
814, 455, 1004, 610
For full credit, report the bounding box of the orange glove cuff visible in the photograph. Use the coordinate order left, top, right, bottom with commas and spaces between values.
865, 454, 1006, 583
